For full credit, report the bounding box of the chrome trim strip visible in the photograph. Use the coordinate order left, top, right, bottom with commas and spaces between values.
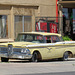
0, 45, 7, 47
26, 41, 75, 48
0, 53, 32, 59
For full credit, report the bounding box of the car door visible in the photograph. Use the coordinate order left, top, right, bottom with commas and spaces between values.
46, 35, 63, 59
41, 36, 54, 59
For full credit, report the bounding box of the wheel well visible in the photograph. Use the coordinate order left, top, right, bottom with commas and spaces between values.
66, 51, 73, 58
33, 51, 42, 60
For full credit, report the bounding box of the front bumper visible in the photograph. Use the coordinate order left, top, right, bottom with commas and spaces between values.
0, 53, 32, 59
0, 45, 32, 60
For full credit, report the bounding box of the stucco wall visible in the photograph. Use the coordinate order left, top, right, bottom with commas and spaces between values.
0, 0, 56, 6
0, 0, 56, 17
0, 5, 11, 15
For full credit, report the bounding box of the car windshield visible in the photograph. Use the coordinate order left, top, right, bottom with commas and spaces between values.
15, 34, 44, 43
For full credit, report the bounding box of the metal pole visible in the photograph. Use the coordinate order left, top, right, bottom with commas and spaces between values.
22, 16, 24, 32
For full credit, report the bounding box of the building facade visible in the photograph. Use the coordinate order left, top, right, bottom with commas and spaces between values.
0, 0, 57, 42
59, 0, 75, 40
1, 0, 75, 42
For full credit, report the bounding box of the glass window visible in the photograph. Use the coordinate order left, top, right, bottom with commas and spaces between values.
51, 36, 60, 43
44, 36, 51, 43
73, 9, 75, 34
44, 35, 62, 43
0, 15, 8, 38
14, 16, 32, 38
63, 8, 69, 19
16, 34, 44, 43
24, 16, 32, 32
62, 0, 75, 1
14, 16, 23, 38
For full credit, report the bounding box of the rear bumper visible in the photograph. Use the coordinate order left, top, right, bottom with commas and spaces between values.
0, 53, 32, 59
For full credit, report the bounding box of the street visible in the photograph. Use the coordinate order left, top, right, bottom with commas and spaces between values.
0, 58, 75, 75
14, 72, 75, 75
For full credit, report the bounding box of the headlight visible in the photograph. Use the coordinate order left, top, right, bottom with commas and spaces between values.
21, 48, 30, 54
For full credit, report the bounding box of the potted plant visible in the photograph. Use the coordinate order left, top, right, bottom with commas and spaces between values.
62, 36, 72, 41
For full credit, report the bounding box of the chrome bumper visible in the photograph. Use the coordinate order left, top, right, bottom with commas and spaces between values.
0, 53, 32, 59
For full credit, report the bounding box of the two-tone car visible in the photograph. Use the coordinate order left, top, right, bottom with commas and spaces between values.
0, 32, 75, 62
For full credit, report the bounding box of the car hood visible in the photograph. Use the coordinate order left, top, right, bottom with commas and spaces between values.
0, 42, 37, 48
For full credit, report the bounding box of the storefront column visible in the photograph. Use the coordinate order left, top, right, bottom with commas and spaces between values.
10, 6, 14, 39
59, 4, 63, 35
32, 9, 35, 31
8, 15, 11, 38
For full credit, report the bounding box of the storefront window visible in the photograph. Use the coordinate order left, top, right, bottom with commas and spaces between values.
14, 15, 31, 38
0, 15, 8, 38
24, 16, 32, 32
62, 8, 70, 36
62, 8, 75, 39
73, 9, 75, 34
62, 0, 75, 1
63, 8, 69, 19
14, 16, 23, 38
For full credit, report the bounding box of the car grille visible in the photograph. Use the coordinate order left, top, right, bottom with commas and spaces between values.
0, 46, 22, 54
0, 47, 8, 53
13, 48, 22, 54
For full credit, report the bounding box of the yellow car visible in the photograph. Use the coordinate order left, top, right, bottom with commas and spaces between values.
0, 32, 75, 62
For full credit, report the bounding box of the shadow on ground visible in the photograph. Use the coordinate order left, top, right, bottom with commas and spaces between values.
8, 58, 75, 63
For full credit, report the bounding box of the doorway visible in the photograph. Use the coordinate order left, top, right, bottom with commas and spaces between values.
63, 8, 75, 40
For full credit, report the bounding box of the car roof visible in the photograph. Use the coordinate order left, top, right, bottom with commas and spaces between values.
19, 32, 61, 37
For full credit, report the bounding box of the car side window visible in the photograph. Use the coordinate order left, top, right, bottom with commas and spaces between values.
51, 36, 60, 43
34, 35, 44, 43
45, 36, 51, 43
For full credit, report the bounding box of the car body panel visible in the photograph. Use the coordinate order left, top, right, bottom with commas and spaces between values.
27, 42, 75, 60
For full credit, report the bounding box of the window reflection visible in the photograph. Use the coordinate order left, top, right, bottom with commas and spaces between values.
0, 15, 8, 38
14, 16, 32, 38
16, 34, 44, 43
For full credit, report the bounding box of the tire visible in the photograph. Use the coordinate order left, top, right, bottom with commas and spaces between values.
63, 52, 69, 61
31, 52, 39, 62
1, 57, 9, 62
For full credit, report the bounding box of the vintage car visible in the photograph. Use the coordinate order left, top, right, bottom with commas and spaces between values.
0, 32, 75, 62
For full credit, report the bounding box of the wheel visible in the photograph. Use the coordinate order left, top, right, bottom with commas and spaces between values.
63, 52, 69, 61
58, 51, 73, 61
1, 57, 9, 62
31, 52, 39, 62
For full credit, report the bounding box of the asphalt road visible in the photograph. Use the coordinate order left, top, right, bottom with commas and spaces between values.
0, 58, 75, 75
14, 72, 75, 75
